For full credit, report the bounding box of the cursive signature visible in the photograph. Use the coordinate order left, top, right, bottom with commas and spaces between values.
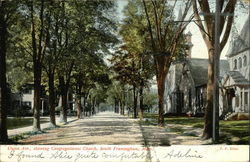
8, 150, 44, 162
164, 148, 203, 159
50, 151, 73, 160
102, 151, 150, 161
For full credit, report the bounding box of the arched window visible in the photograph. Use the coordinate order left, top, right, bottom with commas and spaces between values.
239, 57, 242, 68
234, 59, 237, 70
243, 55, 247, 66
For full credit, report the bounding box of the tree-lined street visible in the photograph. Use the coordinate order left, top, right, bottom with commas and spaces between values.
0, 0, 249, 148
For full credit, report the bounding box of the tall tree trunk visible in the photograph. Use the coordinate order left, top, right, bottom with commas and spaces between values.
117, 99, 120, 114
122, 89, 126, 115
76, 95, 82, 119
48, 70, 56, 127
31, 0, 45, 132
202, 48, 214, 139
139, 84, 144, 121
122, 94, 125, 115
33, 66, 42, 131
0, 1, 8, 142
83, 95, 87, 117
76, 75, 83, 119
120, 96, 125, 115
92, 97, 96, 115
114, 98, 117, 113
46, 9, 55, 128
156, 64, 168, 127
133, 84, 137, 119
192, 0, 236, 140
59, 76, 67, 123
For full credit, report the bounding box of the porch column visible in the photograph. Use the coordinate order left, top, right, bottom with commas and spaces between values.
239, 88, 242, 112
242, 88, 245, 112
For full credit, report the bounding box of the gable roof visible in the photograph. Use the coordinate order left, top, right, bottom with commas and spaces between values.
189, 58, 229, 87
226, 16, 250, 57
223, 71, 250, 87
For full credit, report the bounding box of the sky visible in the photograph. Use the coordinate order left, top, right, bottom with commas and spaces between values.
116, 0, 249, 60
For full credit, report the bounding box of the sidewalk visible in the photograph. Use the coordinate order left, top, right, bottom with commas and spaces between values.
8, 116, 78, 137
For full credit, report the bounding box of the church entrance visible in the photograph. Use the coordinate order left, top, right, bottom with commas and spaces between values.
174, 88, 184, 115
226, 88, 235, 113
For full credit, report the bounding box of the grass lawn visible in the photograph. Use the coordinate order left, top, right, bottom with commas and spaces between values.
142, 113, 250, 144
7, 117, 49, 129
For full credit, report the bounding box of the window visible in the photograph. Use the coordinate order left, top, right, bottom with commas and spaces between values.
239, 57, 242, 68
23, 89, 32, 94
243, 55, 247, 66
234, 59, 237, 70
22, 101, 31, 107
244, 92, 248, 105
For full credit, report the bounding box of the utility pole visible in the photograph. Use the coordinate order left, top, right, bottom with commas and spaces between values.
213, 0, 221, 143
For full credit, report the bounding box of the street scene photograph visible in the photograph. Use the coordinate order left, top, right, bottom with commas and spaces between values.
0, 0, 249, 161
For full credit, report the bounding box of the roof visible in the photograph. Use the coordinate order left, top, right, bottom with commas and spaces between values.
224, 71, 250, 87
189, 58, 229, 87
226, 16, 250, 57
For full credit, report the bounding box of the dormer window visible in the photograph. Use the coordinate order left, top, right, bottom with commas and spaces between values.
234, 59, 237, 70
239, 57, 242, 68
243, 55, 247, 66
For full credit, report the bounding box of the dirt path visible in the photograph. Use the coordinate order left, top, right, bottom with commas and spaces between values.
18, 112, 210, 145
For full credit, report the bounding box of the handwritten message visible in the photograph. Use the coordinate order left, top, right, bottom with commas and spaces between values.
0, 145, 248, 162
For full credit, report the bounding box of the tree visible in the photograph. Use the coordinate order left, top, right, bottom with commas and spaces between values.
57, 0, 117, 120
111, 0, 154, 119
106, 80, 127, 114
111, 49, 138, 118
192, 0, 237, 139
140, 0, 192, 126
0, 0, 20, 142
41, 0, 62, 128
143, 90, 158, 113
0, 1, 9, 142
29, 0, 49, 131
6, 1, 33, 93
72, 54, 111, 118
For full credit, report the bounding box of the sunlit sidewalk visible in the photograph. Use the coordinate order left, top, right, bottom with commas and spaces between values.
8, 116, 78, 137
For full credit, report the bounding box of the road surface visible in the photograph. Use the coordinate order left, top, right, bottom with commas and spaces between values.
18, 112, 209, 145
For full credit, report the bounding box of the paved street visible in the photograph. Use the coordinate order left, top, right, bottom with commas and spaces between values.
17, 112, 209, 145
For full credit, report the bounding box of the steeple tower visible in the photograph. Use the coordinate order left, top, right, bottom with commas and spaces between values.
177, 7, 183, 21
185, 31, 193, 58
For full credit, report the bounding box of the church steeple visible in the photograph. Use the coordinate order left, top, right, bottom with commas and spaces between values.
185, 31, 193, 58
177, 7, 183, 21
231, 22, 239, 43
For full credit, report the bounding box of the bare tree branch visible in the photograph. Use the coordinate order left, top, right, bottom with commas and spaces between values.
220, 13, 236, 51
191, 0, 211, 48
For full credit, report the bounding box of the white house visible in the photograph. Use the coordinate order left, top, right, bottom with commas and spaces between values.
21, 84, 34, 110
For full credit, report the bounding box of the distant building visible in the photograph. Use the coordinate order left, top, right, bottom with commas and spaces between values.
221, 16, 250, 114
10, 84, 48, 116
